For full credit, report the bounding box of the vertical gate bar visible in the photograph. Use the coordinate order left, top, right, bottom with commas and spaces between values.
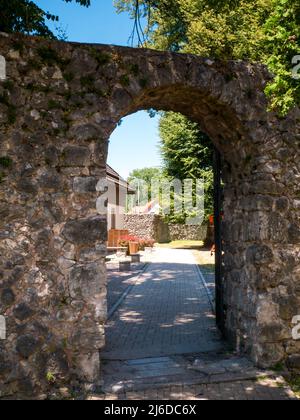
213, 146, 224, 334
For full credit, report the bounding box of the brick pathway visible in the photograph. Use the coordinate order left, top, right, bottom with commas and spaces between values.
102, 248, 224, 360
98, 248, 298, 401
107, 262, 146, 313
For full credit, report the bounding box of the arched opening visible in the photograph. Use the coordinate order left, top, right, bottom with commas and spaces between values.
95, 67, 279, 380
100, 104, 229, 389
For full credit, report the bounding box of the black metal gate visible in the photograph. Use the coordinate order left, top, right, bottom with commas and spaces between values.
213, 147, 225, 335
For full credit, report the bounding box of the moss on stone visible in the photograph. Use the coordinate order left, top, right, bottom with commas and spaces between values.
37, 47, 60, 64
26, 82, 36, 92
63, 72, 74, 82
120, 74, 130, 87
224, 73, 236, 83
27, 59, 43, 72
80, 75, 95, 90
245, 155, 252, 164
12, 40, 24, 52
0, 156, 13, 168
48, 100, 61, 110
2, 80, 14, 91
0, 94, 17, 125
130, 64, 140, 76
90, 49, 111, 66
0, 92, 8, 105
139, 78, 148, 88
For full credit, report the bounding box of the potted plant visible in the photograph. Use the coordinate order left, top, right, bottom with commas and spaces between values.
129, 240, 139, 255
134, 238, 155, 251
118, 235, 140, 255
140, 238, 155, 253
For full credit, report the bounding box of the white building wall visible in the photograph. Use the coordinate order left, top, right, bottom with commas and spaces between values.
107, 179, 127, 231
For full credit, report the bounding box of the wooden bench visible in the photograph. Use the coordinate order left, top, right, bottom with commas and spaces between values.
108, 229, 129, 248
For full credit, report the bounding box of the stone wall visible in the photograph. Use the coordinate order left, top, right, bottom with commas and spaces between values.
123, 214, 170, 243
0, 32, 299, 398
168, 224, 208, 241
124, 216, 208, 243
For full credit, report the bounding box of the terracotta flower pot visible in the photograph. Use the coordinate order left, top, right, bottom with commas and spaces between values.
129, 242, 139, 255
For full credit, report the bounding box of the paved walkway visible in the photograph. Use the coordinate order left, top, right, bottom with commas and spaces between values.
91, 377, 297, 400
99, 248, 298, 400
102, 248, 223, 360
107, 261, 146, 313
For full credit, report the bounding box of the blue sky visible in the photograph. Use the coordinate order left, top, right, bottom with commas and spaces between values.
35, 0, 162, 179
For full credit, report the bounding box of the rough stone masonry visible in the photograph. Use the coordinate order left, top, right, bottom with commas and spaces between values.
0, 32, 299, 398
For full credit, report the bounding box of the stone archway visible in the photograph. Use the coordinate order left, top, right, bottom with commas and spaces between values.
0, 33, 299, 397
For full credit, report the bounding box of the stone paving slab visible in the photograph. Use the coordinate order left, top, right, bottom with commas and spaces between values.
90, 376, 298, 400
102, 353, 274, 394
103, 248, 224, 360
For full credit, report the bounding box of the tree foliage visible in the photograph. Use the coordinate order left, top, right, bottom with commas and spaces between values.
128, 167, 163, 186
159, 113, 214, 221
115, 0, 300, 114
127, 167, 163, 211
159, 113, 212, 180
0, 0, 91, 38
264, 0, 300, 113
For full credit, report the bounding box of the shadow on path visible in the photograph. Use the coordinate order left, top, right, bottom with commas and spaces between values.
103, 249, 224, 360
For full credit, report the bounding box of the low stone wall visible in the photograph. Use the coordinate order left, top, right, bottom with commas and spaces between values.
124, 215, 208, 243
169, 224, 208, 241
123, 214, 170, 243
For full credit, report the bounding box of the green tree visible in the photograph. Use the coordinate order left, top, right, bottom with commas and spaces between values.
159, 112, 213, 179
127, 167, 163, 211
115, 0, 300, 114
0, 0, 91, 38
159, 112, 214, 221
128, 167, 162, 186
264, 0, 300, 114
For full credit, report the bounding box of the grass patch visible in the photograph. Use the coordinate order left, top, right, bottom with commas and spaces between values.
156, 240, 204, 250
192, 250, 215, 270
287, 375, 300, 397
272, 362, 285, 372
